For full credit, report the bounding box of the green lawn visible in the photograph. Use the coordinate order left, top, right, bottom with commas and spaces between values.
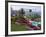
11, 22, 27, 31
11, 15, 41, 31
11, 16, 28, 31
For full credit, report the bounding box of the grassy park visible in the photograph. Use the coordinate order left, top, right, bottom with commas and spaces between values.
11, 14, 41, 31
11, 7, 41, 31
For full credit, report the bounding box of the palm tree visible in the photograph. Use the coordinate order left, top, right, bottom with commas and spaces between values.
29, 9, 32, 12
20, 8, 25, 16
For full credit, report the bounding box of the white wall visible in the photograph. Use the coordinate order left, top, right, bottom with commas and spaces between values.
0, 0, 5, 37
0, 0, 46, 37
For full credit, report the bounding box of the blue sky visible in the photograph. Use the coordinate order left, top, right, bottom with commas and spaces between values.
11, 5, 41, 12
